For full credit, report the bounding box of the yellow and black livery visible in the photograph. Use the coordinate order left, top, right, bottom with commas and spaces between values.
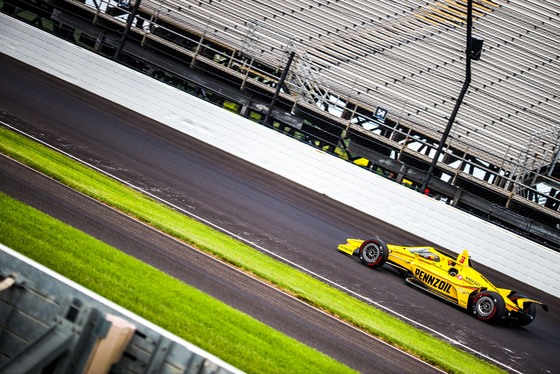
338, 238, 548, 326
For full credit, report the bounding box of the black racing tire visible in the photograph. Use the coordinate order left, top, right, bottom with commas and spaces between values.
359, 239, 389, 268
509, 294, 537, 327
472, 291, 506, 322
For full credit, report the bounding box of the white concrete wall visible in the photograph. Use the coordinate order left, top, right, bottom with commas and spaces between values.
1, 14, 559, 298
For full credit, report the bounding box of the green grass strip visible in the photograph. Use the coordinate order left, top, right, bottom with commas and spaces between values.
0, 127, 504, 373
0, 192, 352, 374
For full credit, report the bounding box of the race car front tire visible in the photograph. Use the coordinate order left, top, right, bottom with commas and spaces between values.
472, 291, 506, 322
359, 239, 389, 268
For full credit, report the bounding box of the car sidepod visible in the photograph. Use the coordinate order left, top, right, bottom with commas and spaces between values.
407, 261, 459, 303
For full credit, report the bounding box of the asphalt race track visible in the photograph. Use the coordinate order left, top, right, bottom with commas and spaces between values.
1, 54, 559, 373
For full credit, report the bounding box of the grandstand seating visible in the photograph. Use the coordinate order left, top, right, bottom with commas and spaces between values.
87, 0, 560, 208
4, 0, 559, 242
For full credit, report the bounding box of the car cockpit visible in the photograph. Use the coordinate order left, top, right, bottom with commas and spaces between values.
409, 247, 440, 262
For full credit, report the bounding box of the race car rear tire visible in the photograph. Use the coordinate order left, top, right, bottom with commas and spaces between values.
359, 239, 389, 268
472, 291, 506, 322
509, 294, 537, 327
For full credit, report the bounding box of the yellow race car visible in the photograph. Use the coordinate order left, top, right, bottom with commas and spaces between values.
338, 238, 548, 326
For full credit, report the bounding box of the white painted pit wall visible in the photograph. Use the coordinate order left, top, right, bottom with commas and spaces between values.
1, 14, 559, 298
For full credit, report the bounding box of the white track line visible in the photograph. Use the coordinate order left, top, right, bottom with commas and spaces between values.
2, 122, 522, 373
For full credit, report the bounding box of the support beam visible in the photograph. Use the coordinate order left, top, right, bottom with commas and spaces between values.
113, 0, 142, 61
263, 51, 296, 126
421, 0, 477, 194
